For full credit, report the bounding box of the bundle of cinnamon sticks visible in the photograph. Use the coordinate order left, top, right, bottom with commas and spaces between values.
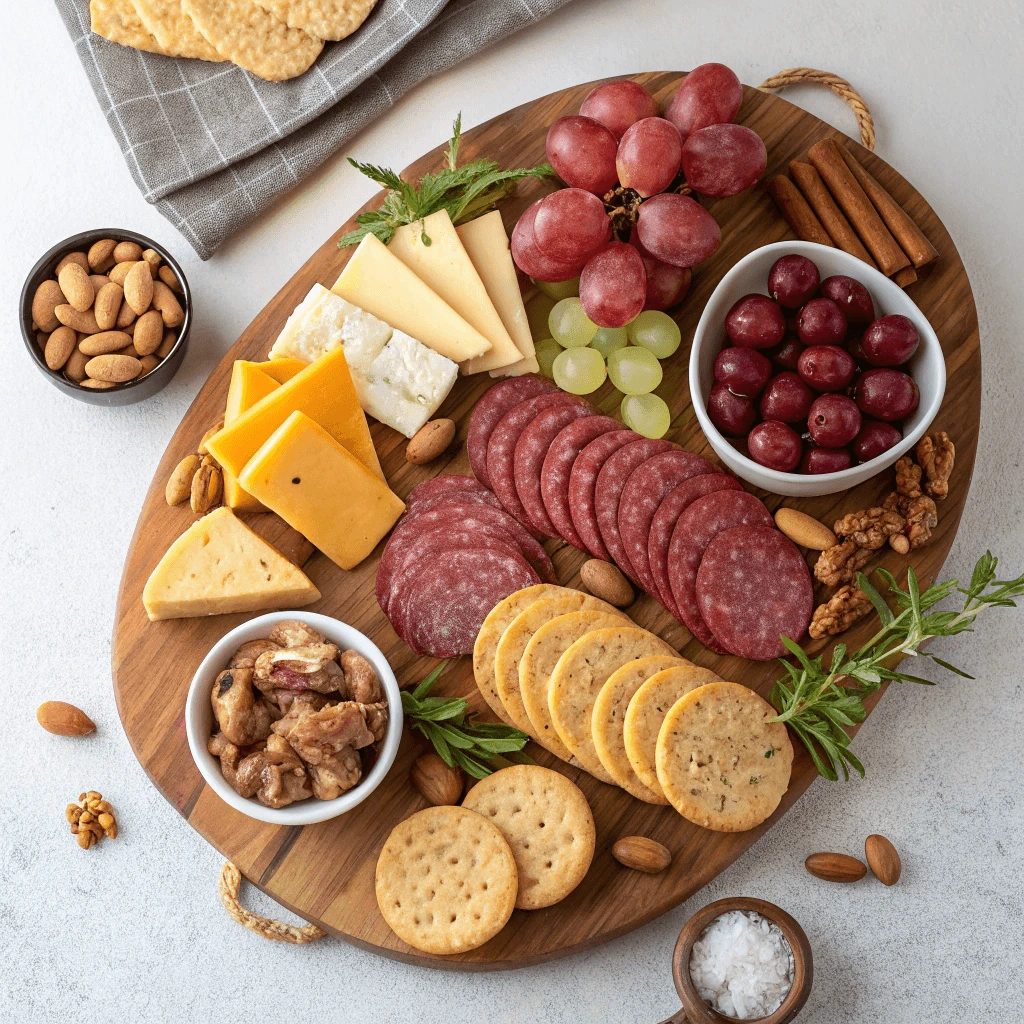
768, 139, 938, 288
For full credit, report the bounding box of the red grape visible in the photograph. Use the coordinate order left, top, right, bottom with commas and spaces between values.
725, 294, 786, 349
534, 188, 611, 265
861, 314, 920, 366
808, 394, 861, 447
847, 331, 869, 365
635, 193, 720, 267
853, 420, 903, 462
642, 257, 691, 310
770, 336, 804, 370
760, 372, 813, 423
680, 124, 767, 198
511, 200, 586, 281
664, 63, 743, 142
797, 345, 856, 392
855, 368, 920, 421
747, 421, 802, 472
579, 242, 646, 328
545, 116, 619, 195
801, 447, 852, 474
768, 255, 820, 309
797, 297, 847, 345
708, 382, 757, 436
714, 347, 772, 397
616, 117, 682, 197
820, 275, 875, 324
579, 79, 659, 140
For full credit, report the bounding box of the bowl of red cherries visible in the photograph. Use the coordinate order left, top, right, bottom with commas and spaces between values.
689, 241, 945, 497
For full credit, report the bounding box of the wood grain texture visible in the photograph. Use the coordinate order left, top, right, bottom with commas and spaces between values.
112, 73, 980, 970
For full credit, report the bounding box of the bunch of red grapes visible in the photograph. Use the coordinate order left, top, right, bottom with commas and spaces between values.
511, 64, 767, 327
709, 253, 922, 474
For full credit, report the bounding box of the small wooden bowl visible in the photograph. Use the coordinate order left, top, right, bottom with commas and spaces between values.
664, 897, 812, 1024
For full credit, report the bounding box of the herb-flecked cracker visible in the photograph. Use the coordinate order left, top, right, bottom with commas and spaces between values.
253, 0, 377, 41
375, 806, 517, 954
656, 681, 794, 832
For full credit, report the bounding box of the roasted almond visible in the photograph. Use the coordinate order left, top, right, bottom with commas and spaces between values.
132, 309, 164, 356
64, 348, 90, 383
409, 753, 463, 805
113, 240, 144, 264
44, 326, 77, 370
865, 834, 901, 886
85, 353, 141, 383
109, 261, 136, 287
116, 299, 138, 329
55, 304, 100, 334
190, 463, 222, 513
35, 330, 48, 350
198, 419, 224, 456
79, 331, 133, 356
612, 836, 672, 873
93, 282, 124, 331
124, 261, 154, 316
32, 279, 66, 333
158, 264, 182, 293
79, 379, 116, 390
151, 279, 184, 327
156, 331, 177, 358
142, 247, 162, 272
580, 559, 633, 607
89, 273, 111, 297
88, 238, 118, 272
406, 418, 455, 464
139, 354, 160, 374
775, 508, 838, 550
55, 251, 89, 275
37, 701, 96, 736
58, 263, 95, 313
805, 851, 867, 882
166, 454, 202, 506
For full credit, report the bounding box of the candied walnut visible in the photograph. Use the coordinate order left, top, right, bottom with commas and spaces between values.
341, 649, 383, 703
253, 644, 342, 695
273, 702, 376, 762
235, 735, 311, 808
361, 701, 390, 745
814, 539, 875, 587
211, 668, 274, 746
269, 620, 326, 649
809, 585, 874, 639
917, 432, 954, 500
833, 507, 906, 549
894, 457, 922, 499
306, 747, 363, 800
262, 689, 334, 714
230, 638, 281, 669
208, 732, 243, 790
884, 492, 938, 549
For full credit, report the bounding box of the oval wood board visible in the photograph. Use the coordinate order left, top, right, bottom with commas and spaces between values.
113, 73, 980, 970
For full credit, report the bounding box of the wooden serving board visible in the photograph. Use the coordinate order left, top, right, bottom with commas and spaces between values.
113, 73, 980, 970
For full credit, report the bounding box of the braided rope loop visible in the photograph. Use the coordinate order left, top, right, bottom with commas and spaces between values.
218, 861, 326, 944
760, 68, 875, 151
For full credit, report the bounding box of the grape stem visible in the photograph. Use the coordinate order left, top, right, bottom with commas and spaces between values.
603, 179, 695, 240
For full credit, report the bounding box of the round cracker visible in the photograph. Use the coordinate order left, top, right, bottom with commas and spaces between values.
656, 682, 794, 832
494, 591, 626, 741
549, 626, 678, 783
623, 665, 723, 801
591, 655, 689, 804
462, 766, 595, 910
519, 609, 629, 766
132, 0, 224, 60
253, 0, 377, 41
91, 0, 170, 55
375, 806, 517, 954
472, 584, 566, 728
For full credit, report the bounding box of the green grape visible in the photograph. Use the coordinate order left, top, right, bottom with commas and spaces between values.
607, 345, 663, 394
627, 310, 681, 359
552, 346, 606, 395
590, 326, 628, 359
526, 292, 557, 343
621, 393, 671, 438
535, 338, 563, 379
548, 297, 599, 348
534, 276, 581, 301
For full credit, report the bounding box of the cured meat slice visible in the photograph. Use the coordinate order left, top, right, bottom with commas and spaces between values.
568, 430, 638, 559
540, 415, 620, 549
467, 375, 556, 488
617, 450, 713, 595
513, 402, 595, 537
648, 473, 743, 618
391, 547, 541, 657
667, 490, 774, 652
406, 476, 487, 509
696, 526, 813, 660
593, 438, 676, 579
487, 392, 585, 524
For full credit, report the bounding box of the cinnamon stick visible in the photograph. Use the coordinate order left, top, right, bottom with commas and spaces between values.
839, 146, 938, 268
767, 176, 834, 246
789, 161, 878, 268
893, 266, 918, 288
808, 140, 910, 277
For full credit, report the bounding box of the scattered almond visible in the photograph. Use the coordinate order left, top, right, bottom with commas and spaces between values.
44, 326, 77, 370
31, 279, 66, 333
88, 238, 118, 272
198, 419, 225, 456
889, 534, 911, 555
55, 251, 89, 275
406, 418, 455, 464
57, 263, 95, 313
612, 835, 672, 873
93, 281, 124, 331
158, 264, 182, 293
113, 240, 144, 264
37, 701, 96, 736
124, 260, 154, 316
151, 279, 184, 327
79, 330, 133, 357
190, 462, 222, 513
580, 559, 633, 607
409, 753, 463, 805
85, 353, 142, 383
864, 834, 901, 886
775, 507, 837, 550
55, 304, 100, 334
805, 851, 867, 882
166, 454, 202, 506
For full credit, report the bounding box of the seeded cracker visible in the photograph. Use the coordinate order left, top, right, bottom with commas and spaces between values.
182, 0, 324, 81
462, 766, 595, 910
375, 806, 517, 955
131, 0, 224, 61
656, 682, 794, 832
253, 0, 378, 41
90, 0, 169, 54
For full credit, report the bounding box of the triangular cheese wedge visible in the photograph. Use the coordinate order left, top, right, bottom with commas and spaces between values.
221, 361, 280, 509
256, 358, 308, 384
142, 507, 320, 621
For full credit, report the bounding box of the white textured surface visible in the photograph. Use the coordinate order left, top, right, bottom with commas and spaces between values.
4, 1, 1023, 1021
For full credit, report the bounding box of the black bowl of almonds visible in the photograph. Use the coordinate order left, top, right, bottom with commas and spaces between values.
20, 228, 191, 406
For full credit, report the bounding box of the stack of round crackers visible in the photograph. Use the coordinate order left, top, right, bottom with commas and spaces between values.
90, 0, 378, 80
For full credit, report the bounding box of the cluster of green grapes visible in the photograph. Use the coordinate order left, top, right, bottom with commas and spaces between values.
533, 279, 681, 439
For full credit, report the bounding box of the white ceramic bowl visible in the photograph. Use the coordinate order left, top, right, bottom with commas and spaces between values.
689, 241, 946, 497
185, 611, 403, 826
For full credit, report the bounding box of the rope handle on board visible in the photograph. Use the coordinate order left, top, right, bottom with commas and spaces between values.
218, 861, 326, 944
760, 67, 875, 151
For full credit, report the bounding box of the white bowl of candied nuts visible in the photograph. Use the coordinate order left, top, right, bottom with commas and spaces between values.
185, 611, 402, 826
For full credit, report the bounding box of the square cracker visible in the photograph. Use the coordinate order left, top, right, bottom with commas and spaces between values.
91, 0, 169, 55
253, 0, 378, 41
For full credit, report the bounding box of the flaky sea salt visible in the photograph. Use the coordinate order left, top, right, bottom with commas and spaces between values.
688, 910, 794, 1019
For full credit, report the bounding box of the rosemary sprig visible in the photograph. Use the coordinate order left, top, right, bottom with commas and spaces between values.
401, 661, 532, 779
338, 114, 554, 248
771, 552, 1024, 781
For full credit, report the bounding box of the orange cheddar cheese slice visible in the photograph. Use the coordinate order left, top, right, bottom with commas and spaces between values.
221, 361, 280, 509
255, 358, 307, 384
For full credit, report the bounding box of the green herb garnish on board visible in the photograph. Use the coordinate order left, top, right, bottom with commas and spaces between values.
771, 552, 1024, 781
401, 661, 532, 779
338, 114, 554, 248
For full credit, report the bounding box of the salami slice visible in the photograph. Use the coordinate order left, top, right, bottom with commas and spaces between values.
467, 375, 556, 488
667, 490, 774, 652
392, 547, 541, 657
568, 430, 638, 559
487, 392, 585, 524
406, 476, 488, 509
696, 526, 813, 660
593, 438, 677, 579
513, 402, 595, 537
617, 450, 713, 595
648, 473, 743, 617
540, 415, 621, 549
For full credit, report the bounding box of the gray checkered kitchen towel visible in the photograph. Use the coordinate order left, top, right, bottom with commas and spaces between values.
55, 0, 575, 259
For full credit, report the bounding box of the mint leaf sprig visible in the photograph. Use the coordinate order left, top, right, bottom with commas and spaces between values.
401, 661, 531, 779
771, 552, 1024, 781
339, 114, 554, 248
